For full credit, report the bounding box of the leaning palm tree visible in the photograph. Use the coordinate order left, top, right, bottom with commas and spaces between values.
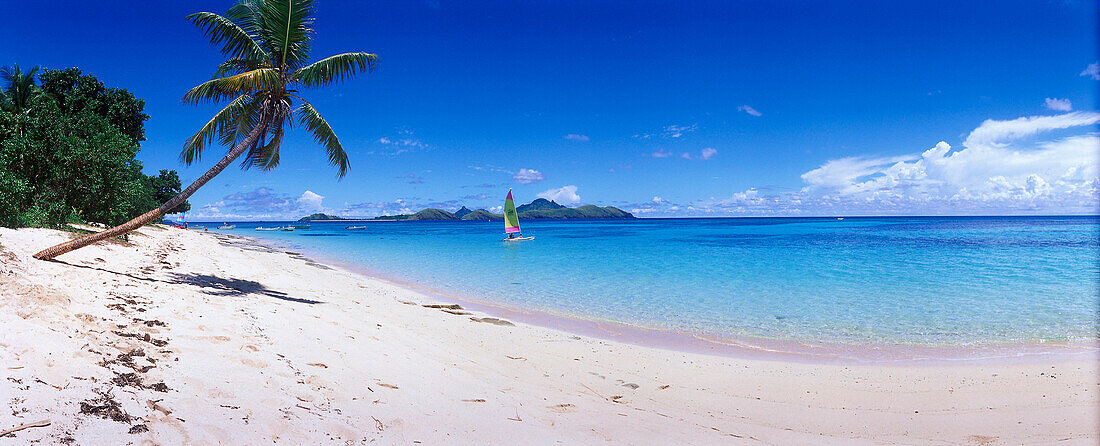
34, 0, 375, 260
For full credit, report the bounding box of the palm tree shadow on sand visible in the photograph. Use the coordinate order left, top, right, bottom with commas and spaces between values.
168, 273, 322, 304
44, 260, 322, 304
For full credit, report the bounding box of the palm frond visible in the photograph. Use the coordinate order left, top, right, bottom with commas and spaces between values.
187, 11, 269, 61
257, 113, 287, 170
257, 0, 315, 69
182, 68, 280, 104
181, 94, 254, 164
212, 58, 269, 78
294, 52, 376, 88
296, 100, 348, 178
219, 93, 264, 146
243, 97, 292, 170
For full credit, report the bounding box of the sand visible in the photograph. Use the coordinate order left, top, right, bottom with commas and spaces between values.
0, 226, 1096, 444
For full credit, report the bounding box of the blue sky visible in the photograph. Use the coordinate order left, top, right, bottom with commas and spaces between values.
3, 0, 1098, 218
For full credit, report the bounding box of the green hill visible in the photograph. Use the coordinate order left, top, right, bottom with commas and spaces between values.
298, 213, 346, 221
516, 198, 566, 213
518, 204, 633, 219
461, 209, 503, 221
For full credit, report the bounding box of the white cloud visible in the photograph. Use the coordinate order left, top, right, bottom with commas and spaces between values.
680, 152, 692, 159
512, 168, 545, 184
738, 105, 762, 117
652, 196, 668, 204
489, 205, 503, 213
563, 134, 590, 141
799, 111, 1100, 213
297, 190, 325, 212
663, 124, 698, 138
651, 150, 672, 158
1081, 62, 1100, 80
700, 148, 718, 160
1044, 98, 1072, 112
537, 185, 581, 204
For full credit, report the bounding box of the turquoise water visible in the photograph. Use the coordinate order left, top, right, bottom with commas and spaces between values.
198, 217, 1099, 347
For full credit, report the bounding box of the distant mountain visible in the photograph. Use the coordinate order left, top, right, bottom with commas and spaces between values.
367, 200, 635, 221
519, 204, 634, 219
298, 213, 346, 221
372, 208, 459, 221
461, 209, 502, 221
409, 208, 459, 220
516, 198, 566, 213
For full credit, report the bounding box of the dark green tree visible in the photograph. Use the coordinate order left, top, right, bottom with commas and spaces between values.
0, 69, 189, 228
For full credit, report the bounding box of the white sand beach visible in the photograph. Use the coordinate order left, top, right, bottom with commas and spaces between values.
1, 226, 1096, 444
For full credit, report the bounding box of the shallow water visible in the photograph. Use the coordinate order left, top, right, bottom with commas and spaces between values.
197, 216, 1099, 347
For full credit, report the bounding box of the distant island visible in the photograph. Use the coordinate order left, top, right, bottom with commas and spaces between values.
297, 213, 348, 222
298, 199, 635, 222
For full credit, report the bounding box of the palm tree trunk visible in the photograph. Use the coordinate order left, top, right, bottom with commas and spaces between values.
33, 125, 266, 260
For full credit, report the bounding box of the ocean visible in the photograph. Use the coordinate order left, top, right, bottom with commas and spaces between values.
197, 216, 1099, 353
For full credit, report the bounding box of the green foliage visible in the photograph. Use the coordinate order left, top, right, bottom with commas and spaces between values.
298, 213, 345, 221
148, 169, 191, 215
0, 67, 189, 228
38, 67, 150, 144
182, 0, 375, 178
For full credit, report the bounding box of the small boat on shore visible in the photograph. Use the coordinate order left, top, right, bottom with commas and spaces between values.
292, 224, 311, 229
217, 223, 235, 229
345, 225, 367, 230
280, 226, 295, 231
255, 226, 279, 231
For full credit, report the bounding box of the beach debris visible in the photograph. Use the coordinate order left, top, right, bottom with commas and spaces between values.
657, 385, 670, 390
80, 389, 132, 423
371, 416, 385, 432
442, 309, 472, 315
622, 383, 640, 390
461, 399, 486, 403
580, 383, 609, 401
469, 317, 514, 326
146, 399, 171, 416
507, 408, 523, 422
147, 382, 170, 392
128, 424, 149, 434
505, 355, 527, 361
112, 331, 168, 347
306, 362, 328, 368
547, 403, 576, 413
0, 420, 51, 437
423, 303, 463, 310
377, 383, 399, 390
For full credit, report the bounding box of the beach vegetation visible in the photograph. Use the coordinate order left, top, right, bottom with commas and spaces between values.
34, 0, 376, 260
0, 68, 189, 229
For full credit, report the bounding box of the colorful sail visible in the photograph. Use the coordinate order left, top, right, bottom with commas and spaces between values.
504, 190, 521, 233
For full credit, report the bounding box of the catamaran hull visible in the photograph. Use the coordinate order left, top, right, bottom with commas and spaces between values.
503, 236, 535, 241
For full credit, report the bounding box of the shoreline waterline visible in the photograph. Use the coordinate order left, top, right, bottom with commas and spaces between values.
206, 231, 1100, 365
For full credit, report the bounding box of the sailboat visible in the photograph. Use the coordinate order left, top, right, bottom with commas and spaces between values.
502, 190, 534, 242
